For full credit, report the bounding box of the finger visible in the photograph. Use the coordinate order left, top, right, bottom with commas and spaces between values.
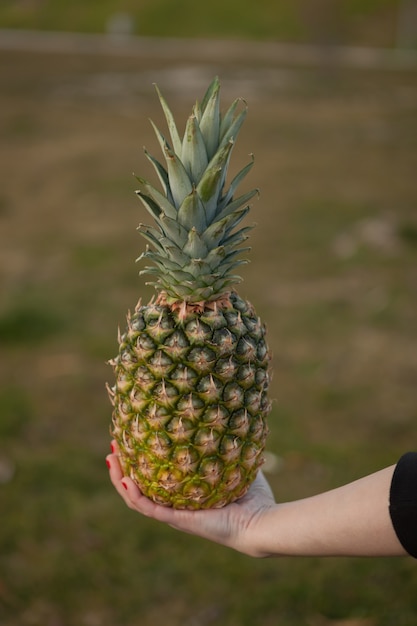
110, 471, 242, 549
105, 444, 241, 546
120, 477, 216, 536
120, 476, 184, 522
106, 441, 197, 523
110, 439, 119, 454
106, 451, 134, 505
119, 477, 153, 513
105, 443, 170, 515
106, 439, 130, 497
105, 453, 174, 518
117, 476, 150, 512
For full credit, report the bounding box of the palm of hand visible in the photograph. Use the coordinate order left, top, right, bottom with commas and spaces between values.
107, 442, 275, 557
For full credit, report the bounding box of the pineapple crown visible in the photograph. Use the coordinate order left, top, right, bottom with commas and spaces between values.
136, 76, 258, 304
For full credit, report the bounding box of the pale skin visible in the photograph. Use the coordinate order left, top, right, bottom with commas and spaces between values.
106, 441, 407, 558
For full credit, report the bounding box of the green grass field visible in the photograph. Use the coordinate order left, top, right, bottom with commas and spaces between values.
0, 42, 416, 625
0, 0, 407, 48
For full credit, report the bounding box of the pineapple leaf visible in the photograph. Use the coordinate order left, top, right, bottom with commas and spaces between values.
141, 250, 183, 273
199, 80, 220, 160
135, 190, 162, 220
135, 181, 177, 220
202, 212, 240, 249
203, 208, 249, 249
143, 253, 196, 283
143, 150, 174, 205
154, 84, 182, 156
224, 207, 250, 235
181, 114, 209, 183
136, 225, 164, 250
133, 77, 259, 303
177, 188, 207, 232
159, 214, 189, 247
164, 144, 193, 209
218, 273, 244, 285
163, 282, 195, 298
192, 101, 202, 123
182, 227, 209, 259
197, 139, 234, 223
212, 276, 242, 292
196, 165, 222, 225
143, 279, 162, 289
216, 189, 258, 222
150, 119, 171, 156
219, 156, 255, 211
138, 265, 160, 275
219, 105, 247, 149
162, 243, 190, 267
204, 245, 226, 270
223, 246, 251, 262
200, 76, 220, 113
221, 225, 253, 248
220, 98, 242, 141
188, 258, 213, 277
168, 268, 197, 283
218, 258, 249, 276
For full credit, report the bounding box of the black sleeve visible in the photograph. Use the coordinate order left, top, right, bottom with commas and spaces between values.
389, 452, 417, 558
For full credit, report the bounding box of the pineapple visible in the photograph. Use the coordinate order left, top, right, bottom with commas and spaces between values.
108, 77, 271, 509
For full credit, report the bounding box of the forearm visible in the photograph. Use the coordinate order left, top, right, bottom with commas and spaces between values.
108, 442, 415, 559
255, 466, 407, 558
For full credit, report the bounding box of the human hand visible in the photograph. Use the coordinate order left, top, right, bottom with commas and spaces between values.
106, 440, 276, 557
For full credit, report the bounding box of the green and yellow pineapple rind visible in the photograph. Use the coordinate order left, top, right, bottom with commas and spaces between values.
109, 78, 271, 509
109, 291, 270, 509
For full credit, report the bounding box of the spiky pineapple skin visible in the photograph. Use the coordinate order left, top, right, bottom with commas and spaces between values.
109, 291, 270, 509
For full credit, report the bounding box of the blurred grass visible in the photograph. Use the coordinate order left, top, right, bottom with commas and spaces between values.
0, 43, 416, 626
0, 0, 405, 48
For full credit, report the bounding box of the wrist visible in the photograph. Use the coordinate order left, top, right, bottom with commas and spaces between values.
245, 504, 282, 558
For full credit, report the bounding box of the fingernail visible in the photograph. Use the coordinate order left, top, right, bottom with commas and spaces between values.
121, 480, 128, 491
106, 459, 111, 469
110, 442, 116, 453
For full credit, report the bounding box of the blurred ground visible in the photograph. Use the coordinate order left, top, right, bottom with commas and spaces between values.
0, 36, 416, 626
